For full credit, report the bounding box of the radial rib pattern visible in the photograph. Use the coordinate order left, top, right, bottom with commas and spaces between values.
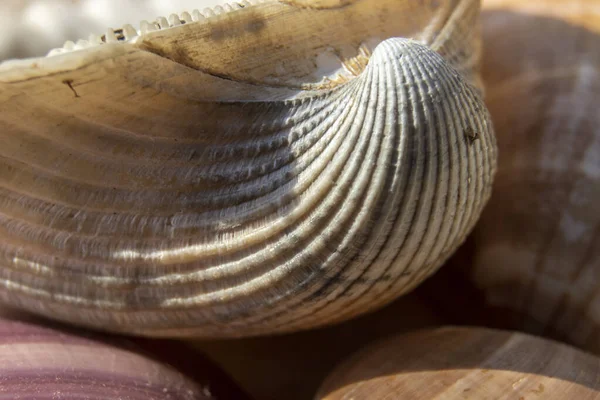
0, 25, 495, 337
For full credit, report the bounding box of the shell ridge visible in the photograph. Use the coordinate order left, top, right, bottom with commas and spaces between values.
258, 39, 414, 327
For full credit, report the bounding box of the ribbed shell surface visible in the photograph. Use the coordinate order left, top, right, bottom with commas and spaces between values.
0, 0, 496, 337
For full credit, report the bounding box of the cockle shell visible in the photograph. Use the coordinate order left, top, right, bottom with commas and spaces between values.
467, 0, 600, 352
0, 0, 496, 337
0, 317, 216, 399
316, 326, 600, 399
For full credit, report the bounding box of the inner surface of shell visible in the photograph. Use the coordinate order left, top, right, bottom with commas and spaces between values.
0, 0, 496, 337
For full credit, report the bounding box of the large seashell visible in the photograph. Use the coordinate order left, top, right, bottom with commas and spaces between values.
0, 0, 496, 337
0, 316, 220, 399
316, 326, 600, 399
467, 0, 600, 351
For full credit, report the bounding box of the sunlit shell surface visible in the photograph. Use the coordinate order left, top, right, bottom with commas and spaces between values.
316, 326, 600, 399
469, 0, 600, 352
0, 0, 496, 337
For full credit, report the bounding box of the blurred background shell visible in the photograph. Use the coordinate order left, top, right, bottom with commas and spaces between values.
316, 326, 600, 399
0, 313, 250, 399
464, 0, 600, 352
0, 0, 232, 61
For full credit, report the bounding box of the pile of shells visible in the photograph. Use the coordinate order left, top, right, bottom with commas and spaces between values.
0, 0, 599, 398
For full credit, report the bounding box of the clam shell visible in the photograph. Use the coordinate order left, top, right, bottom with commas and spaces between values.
0, 317, 214, 399
0, 0, 496, 337
468, 0, 600, 351
316, 326, 600, 399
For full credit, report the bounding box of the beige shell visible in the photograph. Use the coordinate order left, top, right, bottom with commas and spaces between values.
0, 0, 496, 337
316, 326, 600, 399
467, 0, 600, 351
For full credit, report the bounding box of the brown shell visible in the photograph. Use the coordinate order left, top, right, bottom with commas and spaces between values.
466, 0, 600, 352
316, 326, 600, 399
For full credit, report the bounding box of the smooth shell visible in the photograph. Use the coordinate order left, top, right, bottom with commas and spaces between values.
0, 0, 496, 337
316, 326, 600, 399
467, 0, 600, 351
0, 317, 214, 399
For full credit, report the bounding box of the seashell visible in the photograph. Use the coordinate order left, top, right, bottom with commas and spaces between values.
316, 326, 600, 399
192, 293, 443, 400
0, 316, 221, 399
0, 0, 496, 337
466, 0, 600, 351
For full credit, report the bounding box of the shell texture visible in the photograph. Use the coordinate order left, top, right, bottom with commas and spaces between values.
469, 0, 600, 352
0, 317, 213, 399
316, 326, 600, 399
0, 0, 496, 337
